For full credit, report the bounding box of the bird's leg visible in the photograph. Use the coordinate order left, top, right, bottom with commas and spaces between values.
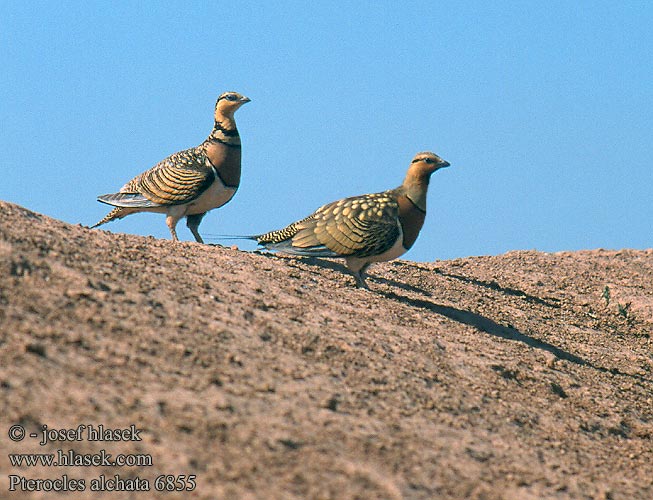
186, 213, 206, 243
346, 258, 372, 289
354, 263, 372, 289
166, 214, 180, 241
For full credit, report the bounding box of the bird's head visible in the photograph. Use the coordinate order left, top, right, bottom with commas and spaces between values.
409, 152, 450, 177
214, 91, 251, 119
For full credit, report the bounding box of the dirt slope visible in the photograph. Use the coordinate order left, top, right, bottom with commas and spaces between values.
0, 200, 651, 500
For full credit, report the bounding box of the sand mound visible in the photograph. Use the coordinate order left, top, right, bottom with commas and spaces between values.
1, 201, 651, 499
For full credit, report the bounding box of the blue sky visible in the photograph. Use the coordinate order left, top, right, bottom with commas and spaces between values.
2, 2, 651, 261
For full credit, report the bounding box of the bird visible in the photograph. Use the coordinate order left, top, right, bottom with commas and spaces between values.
247, 152, 450, 288
92, 91, 250, 243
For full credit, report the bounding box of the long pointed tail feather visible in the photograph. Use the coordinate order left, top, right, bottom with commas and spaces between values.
203, 234, 259, 241
91, 206, 139, 229
91, 207, 123, 228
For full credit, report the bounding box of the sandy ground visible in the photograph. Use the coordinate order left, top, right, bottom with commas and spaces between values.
0, 200, 652, 500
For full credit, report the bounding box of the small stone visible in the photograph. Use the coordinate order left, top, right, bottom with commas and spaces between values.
25, 343, 47, 358
545, 354, 557, 369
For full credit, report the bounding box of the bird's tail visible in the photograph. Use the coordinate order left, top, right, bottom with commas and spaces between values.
255, 216, 315, 245
91, 207, 132, 229
206, 229, 297, 244
205, 230, 338, 257
204, 234, 258, 240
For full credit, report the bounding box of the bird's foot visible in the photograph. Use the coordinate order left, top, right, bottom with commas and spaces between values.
354, 274, 370, 290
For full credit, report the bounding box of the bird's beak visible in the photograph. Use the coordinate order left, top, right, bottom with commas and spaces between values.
240, 96, 251, 103
440, 160, 451, 168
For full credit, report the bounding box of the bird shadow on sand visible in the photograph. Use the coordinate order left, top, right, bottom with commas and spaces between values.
379, 289, 652, 384
368, 275, 433, 296
432, 268, 561, 308
278, 256, 433, 296
380, 289, 586, 365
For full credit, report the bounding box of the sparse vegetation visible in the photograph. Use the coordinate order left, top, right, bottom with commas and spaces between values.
602, 285, 611, 306
618, 301, 632, 319
602, 286, 636, 324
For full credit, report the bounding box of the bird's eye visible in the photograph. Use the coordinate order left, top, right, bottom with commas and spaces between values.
424, 158, 435, 164
226, 94, 238, 101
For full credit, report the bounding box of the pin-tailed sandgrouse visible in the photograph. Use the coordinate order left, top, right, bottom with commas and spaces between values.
92, 91, 250, 243
250, 152, 450, 288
